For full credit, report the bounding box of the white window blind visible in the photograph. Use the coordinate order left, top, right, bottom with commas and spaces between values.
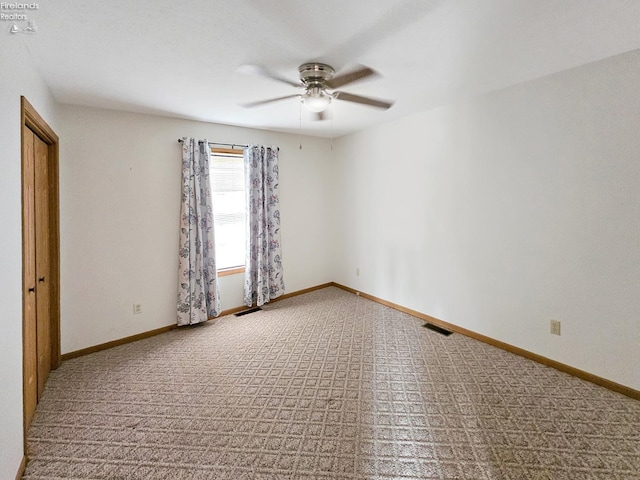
210, 150, 246, 270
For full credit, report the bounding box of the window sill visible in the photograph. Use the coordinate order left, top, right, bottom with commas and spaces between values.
218, 266, 245, 277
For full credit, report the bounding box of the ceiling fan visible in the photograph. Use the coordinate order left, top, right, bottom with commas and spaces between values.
241, 63, 394, 120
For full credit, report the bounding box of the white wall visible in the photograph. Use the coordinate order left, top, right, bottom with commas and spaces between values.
0, 38, 59, 480
333, 50, 640, 391
59, 105, 335, 354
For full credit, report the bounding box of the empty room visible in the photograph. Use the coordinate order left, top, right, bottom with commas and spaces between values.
1, 1, 639, 479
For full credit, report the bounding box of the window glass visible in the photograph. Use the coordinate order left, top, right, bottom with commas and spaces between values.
210, 149, 245, 270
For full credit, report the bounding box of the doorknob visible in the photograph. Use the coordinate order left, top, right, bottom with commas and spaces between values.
39, 276, 45, 283
28, 286, 35, 293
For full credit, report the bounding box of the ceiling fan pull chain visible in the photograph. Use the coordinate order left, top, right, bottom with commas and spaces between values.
298, 98, 303, 150
330, 101, 334, 151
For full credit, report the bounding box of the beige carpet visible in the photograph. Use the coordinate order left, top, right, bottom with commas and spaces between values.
25, 287, 640, 479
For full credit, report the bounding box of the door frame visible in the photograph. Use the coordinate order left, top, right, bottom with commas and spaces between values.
21, 96, 60, 437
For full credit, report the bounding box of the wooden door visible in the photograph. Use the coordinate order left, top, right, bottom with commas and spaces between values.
21, 96, 60, 437
34, 133, 51, 397
22, 126, 38, 430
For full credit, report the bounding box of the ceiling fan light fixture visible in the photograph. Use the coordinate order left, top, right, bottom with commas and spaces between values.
303, 88, 332, 112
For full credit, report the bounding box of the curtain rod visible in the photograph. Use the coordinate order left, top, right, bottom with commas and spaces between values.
177, 139, 249, 149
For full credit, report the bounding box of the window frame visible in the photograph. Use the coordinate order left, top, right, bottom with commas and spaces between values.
210, 146, 246, 276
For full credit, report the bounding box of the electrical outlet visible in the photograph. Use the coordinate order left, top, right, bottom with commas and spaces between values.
356, 268, 360, 277
133, 303, 143, 315
550, 319, 561, 336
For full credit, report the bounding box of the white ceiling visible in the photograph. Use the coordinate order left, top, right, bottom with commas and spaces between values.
16, 0, 640, 137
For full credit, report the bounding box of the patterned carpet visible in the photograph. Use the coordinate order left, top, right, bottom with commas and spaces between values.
25, 287, 640, 479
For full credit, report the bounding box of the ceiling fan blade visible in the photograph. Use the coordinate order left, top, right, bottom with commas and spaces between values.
242, 94, 300, 108
237, 64, 301, 88
333, 91, 394, 109
326, 66, 378, 89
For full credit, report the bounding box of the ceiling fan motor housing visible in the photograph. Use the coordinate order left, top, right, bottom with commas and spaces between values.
298, 63, 335, 88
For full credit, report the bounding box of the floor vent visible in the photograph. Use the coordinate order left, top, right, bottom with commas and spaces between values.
423, 323, 453, 336
234, 307, 263, 317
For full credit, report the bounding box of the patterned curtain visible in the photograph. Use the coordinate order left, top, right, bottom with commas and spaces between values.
177, 137, 221, 325
244, 145, 285, 306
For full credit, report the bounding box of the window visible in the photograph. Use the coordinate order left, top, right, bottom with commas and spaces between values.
209, 148, 246, 274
